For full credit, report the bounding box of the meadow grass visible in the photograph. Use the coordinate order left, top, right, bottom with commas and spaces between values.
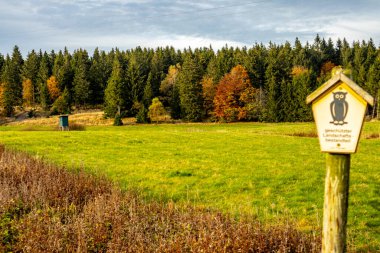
0, 121, 379, 250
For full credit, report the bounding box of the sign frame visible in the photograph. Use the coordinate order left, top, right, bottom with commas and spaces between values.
306, 71, 374, 154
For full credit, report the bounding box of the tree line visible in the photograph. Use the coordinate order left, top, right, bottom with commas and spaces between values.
1, 35, 380, 123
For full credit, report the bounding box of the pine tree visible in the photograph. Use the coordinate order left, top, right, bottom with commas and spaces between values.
52, 50, 64, 88
104, 57, 127, 118
89, 48, 108, 105
126, 56, 144, 105
142, 72, 154, 108
150, 50, 164, 97
245, 43, 267, 90
340, 39, 352, 70
1, 56, 17, 116
171, 84, 181, 120
22, 50, 39, 86
0, 46, 24, 116
367, 54, 380, 118
136, 104, 149, 123
51, 86, 71, 114
211, 45, 235, 83
56, 48, 74, 92
291, 66, 314, 121
73, 62, 90, 107
22, 50, 40, 107
177, 55, 203, 122
264, 43, 293, 122
37, 53, 50, 110
0, 53, 4, 72
10, 46, 23, 106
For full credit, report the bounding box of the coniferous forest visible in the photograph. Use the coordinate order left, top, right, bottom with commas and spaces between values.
1, 35, 380, 123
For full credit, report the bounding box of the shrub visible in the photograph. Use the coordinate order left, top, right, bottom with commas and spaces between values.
136, 105, 149, 123
113, 114, 123, 126
0, 148, 322, 252
69, 123, 86, 131
148, 98, 167, 123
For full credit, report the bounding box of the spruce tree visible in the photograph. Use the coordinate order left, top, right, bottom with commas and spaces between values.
171, 84, 181, 120
1, 56, 16, 116
51, 86, 71, 114
142, 72, 154, 108
245, 43, 267, 90
104, 57, 127, 118
126, 56, 144, 105
22, 50, 40, 106
73, 62, 90, 107
0, 46, 24, 116
177, 55, 203, 122
52, 50, 64, 88
37, 54, 50, 110
10, 46, 23, 106
89, 48, 109, 105
0, 53, 4, 72
264, 44, 281, 122
340, 39, 352, 70
291, 67, 314, 121
56, 48, 74, 92
367, 55, 380, 118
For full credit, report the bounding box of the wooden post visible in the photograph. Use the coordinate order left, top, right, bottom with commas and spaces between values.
322, 153, 350, 253
306, 71, 374, 253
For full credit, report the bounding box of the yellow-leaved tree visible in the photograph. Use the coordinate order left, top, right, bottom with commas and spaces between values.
201, 76, 216, 117
22, 79, 34, 107
148, 97, 167, 123
47, 76, 61, 103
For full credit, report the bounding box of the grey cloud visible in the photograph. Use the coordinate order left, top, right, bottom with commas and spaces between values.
1, 0, 379, 55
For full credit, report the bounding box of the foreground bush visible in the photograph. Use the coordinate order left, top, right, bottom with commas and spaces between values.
0, 147, 321, 252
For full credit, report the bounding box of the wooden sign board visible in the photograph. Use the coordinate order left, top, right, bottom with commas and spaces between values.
307, 72, 374, 154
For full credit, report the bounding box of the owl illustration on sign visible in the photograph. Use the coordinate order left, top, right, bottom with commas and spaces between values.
330, 92, 348, 125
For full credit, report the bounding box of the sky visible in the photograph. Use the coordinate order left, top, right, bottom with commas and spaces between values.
1, 0, 380, 56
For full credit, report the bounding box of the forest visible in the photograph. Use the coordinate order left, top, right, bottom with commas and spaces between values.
1, 35, 380, 123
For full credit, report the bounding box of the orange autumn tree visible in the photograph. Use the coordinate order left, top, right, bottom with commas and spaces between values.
214, 65, 257, 122
47, 76, 61, 103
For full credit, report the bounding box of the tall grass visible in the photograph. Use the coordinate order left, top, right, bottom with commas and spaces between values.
0, 147, 321, 252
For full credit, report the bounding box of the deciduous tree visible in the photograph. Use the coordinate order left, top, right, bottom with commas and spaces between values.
47, 76, 61, 102
214, 65, 257, 122
148, 97, 167, 123
22, 79, 34, 107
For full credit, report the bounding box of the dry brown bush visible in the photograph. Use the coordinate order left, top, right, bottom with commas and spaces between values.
365, 132, 380, 139
68, 123, 86, 131
0, 148, 321, 252
290, 132, 318, 138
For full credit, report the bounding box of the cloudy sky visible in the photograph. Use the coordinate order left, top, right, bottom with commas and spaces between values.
1, 0, 380, 56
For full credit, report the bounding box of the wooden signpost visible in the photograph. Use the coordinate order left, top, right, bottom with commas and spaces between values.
306, 69, 374, 253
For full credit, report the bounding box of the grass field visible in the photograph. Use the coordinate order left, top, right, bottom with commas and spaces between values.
0, 120, 379, 250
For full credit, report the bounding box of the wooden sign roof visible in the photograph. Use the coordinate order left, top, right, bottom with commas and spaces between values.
306, 71, 374, 106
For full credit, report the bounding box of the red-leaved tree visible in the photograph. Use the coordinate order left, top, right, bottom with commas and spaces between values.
214, 65, 258, 122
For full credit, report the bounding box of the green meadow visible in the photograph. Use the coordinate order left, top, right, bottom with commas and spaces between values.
0, 122, 379, 249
